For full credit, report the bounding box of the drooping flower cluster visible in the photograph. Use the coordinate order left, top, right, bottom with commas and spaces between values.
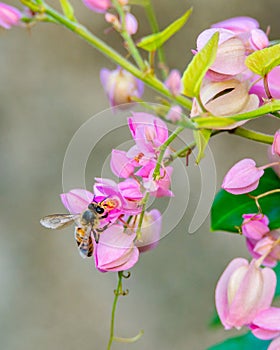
60, 112, 173, 272
190, 17, 274, 126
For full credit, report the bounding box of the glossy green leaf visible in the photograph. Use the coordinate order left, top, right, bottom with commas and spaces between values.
245, 43, 280, 76
207, 332, 271, 350
274, 263, 280, 298
193, 129, 211, 163
137, 8, 192, 51
182, 32, 219, 98
211, 168, 280, 233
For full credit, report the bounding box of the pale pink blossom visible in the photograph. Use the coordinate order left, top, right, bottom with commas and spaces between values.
0, 2, 21, 29
135, 209, 162, 253
190, 79, 259, 129
272, 130, 280, 157
211, 16, 269, 52
94, 224, 139, 272
268, 336, 280, 350
100, 67, 144, 108
246, 230, 280, 267
250, 307, 280, 340
110, 149, 136, 178
221, 158, 264, 194
82, 0, 111, 13
215, 258, 276, 330
242, 214, 270, 240
60, 189, 94, 214
164, 69, 182, 96
196, 28, 247, 80
141, 165, 174, 197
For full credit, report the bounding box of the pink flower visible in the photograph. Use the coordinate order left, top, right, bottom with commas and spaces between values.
164, 69, 182, 96
124, 13, 138, 35
94, 224, 139, 272
246, 230, 280, 267
190, 79, 259, 128
110, 149, 136, 178
60, 189, 94, 214
222, 158, 264, 194
215, 258, 276, 330
196, 28, 246, 80
94, 178, 143, 215
135, 209, 162, 253
100, 67, 144, 108
272, 130, 280, 157
211, 16, 269, 52
0, 2, 21, 29
250, 307, 280, 340
242, 214, 270, 240
268, 336, 280, 350
250, 67, 280, 101
82, 0, 111, 13
128, 112, 169, 157
142, 165, 174, 197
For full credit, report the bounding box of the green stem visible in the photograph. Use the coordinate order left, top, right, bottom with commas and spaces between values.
23, 0, 192, 110
144, 1, 168, 79
107, 272, 123, 350
112, 0, 145, 70
231, 127, 274, 144
228, 100, 280, 121
153, 126, 185, 178
136, 192, 150, 239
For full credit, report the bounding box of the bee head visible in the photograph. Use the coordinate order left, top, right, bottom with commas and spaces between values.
88, 202, 105, 215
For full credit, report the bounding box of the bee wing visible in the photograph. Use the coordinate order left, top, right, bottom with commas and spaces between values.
40, 214, 79, 230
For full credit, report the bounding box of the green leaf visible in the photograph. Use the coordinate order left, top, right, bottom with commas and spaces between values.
59, 0, 76, 21
207, 332, 271, 350
245, 43, 280, 76
137, 8, 192, 52
211, 168, 280, 233
193, 129, 211, 163
182, 32, 219, 98
193, 116, 237, 129
274, 263, 280, 298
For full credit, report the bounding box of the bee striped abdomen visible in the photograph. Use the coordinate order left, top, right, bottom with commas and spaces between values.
75, 227, 93, 258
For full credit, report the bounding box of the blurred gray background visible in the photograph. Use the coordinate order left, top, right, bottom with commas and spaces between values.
1, 0, 280, 349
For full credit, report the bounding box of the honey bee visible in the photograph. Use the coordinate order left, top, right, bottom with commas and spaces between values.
40, 201, 110, 258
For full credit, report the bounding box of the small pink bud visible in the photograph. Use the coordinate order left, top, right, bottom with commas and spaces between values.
164, 69, 182, 96
222, 158, 264, 194
215, 258, 276, 330
82, 0, 111, 13
166, 105, 183, 122
124, 13, 138, 35
249, 29, 269, 50
0, 2, 21, 29
100, 67, 144, 108
272, 130, 280, 157
242, 214, 270, 240
105, 13, 120, 28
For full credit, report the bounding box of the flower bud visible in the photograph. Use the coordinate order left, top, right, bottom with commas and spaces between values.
215, 258, 276, 330
125, 13, 138, 35
272, 130, 280, 157
0, 2, 21, 29
100, 67, 144, 108
164, 69, 182, 96
242, 214, 270, 240
222, 158, 264, 194
82, 0, 111, 13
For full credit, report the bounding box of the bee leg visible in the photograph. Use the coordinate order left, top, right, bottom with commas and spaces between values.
92, 230, 100, 244
100, 212, 108, 219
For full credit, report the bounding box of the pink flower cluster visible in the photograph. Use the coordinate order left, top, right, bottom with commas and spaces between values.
190, 17, 277, 125
61, 113, 173, 272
